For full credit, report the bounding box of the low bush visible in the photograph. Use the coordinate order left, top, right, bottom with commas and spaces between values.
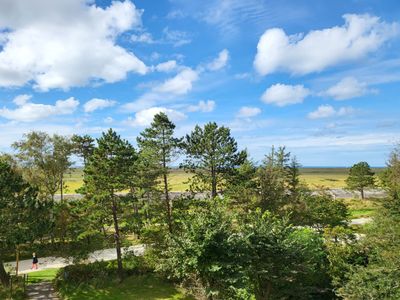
54, 254, 153, 289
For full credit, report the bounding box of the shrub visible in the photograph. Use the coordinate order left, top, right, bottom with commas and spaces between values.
54, 255, 154, 289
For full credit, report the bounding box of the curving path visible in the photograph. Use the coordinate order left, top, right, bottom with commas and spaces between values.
5, 245, 145, 275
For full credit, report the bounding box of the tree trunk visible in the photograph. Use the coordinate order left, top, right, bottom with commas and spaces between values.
360, 188, 365, 200
161, 131, 173, 233
0, 258, 9, 287
265, 281, 272, 300
60, 175, 64, 203
211, 166, 217, 198
163, 170, 172, 233
111, 196, 123, 282
15, 246, 19, 276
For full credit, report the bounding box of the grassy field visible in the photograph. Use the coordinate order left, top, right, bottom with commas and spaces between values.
27, 268, 59, 283
23, 269, 193, 299
57, 274, 193, 300
63, 167, 384, 194
343, 198, 381, 218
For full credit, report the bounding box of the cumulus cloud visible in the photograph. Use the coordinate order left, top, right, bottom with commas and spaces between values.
254, 14, 398, 76
325, 77, 370, 100
237, 106, 261, 118
0, 96, 79, 122
153, 68, 198, 95
261, 84, 310, 106
207, 49, 229, 71
187, 100, 216, 113
154, 60, 178, 73
126, 107, 186, 127
84, 98, 116, 113
308, 105, 355, 119
13, 94, 32, 106
0, 0, 147, 91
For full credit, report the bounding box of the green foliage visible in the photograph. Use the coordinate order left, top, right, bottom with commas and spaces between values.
71, 134, 95, 165
346, 161, 375, 199
224, 158, 258, 208
137, 112, 182, 232
182, 122, 246, 198
83, 129, 138, 281
12, 131, 74, 201
321, 147, 400, 298
53, 257, 192, 300
301, 193, 349, 231
380, 145, 400, 200
0, 158, 51, 286
158, 200, 331, 299
242, 210, 330, 300
84, 129, 137, 195
335, 212, 400, 299
323, 226, 366, 288
257, 146, 306, 214
158, 200, 246, 299
56, 273, 192, 300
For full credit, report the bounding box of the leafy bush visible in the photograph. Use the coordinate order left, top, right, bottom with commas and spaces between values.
54, 255, 154, 289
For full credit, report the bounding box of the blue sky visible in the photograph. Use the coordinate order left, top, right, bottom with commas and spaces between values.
0, 0, 399, 166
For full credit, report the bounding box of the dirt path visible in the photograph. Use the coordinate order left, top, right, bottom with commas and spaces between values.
26, 281, 59, 299
350, 217, 372, 225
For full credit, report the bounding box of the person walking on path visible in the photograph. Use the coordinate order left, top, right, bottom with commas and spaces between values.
31, 253, 38, 270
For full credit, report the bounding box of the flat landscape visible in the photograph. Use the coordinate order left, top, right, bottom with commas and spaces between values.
62, 167, 384, 194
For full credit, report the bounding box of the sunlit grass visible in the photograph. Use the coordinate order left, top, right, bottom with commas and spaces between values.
57, 274, 194, 300
61, 168, 384, 193
27, 268, 59, 283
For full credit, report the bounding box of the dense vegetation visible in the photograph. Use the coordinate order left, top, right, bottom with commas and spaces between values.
0, 113, 398, 299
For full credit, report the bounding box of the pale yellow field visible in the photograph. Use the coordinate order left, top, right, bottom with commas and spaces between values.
62, 168, 383, 194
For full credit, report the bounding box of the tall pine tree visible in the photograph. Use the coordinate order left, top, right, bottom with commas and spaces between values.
83, 129, 137, 282
137, 113, 181, 233
182, 122, 246, 198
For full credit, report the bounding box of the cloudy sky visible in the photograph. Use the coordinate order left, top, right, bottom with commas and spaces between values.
0, 0, 399, 166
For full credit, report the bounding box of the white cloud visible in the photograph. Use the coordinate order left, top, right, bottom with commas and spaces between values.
153, 68, 198, 95
337, 106, 356, 116
187, 100, 216, 113
308, 105, 355, 119
239, 132, 400, 151
325, 77, 370, 100
308, 105, 336, 119
13, 94, 32, 106
0, 97, 79, 122
234, 73, 251, 80
261, 84, 310, 106
84, 98, 116, 113
237, 106, 261, 118
125, 107, 186, 127
162, 27, 191, 47
0, 0, 147, 90
207, 49, 229, 71
131, 32, 155, 43
201, 0, 272, 35
254, 14, 398, 76
154, 60, 178, 73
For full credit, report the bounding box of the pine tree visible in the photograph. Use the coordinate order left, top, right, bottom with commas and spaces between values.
137, 113, 181, 232
346, 162, 375, 199
83, 129, 137, 282
182, 122, 246, 198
